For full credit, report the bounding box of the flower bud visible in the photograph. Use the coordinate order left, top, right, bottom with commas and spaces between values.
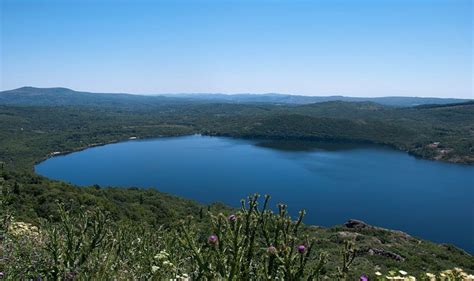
297, 245, 306, 254
228, 214, 237, 222
208, 235, 218, 245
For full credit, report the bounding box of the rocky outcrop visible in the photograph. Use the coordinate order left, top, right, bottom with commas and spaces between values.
345, 219, 369, 229
344, 219, 413, 240
367, 248, 405, 262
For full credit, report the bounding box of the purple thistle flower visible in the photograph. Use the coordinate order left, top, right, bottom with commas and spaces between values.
360, 274, 369, 281
267, 245, 277, 255
0, 272, 4, 278
228, 214, 237, 222
297, 245, 306, 254
208, 235, 218, 245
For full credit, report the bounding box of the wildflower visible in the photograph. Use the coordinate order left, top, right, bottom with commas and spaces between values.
297, 244, 306, 254
0, 272, 4, 278
228, 214, 237, 222
375, 271, 382, 276
208, 235, 218, 245
151, 266, 159, 273
154, 250, 169, 260
267, 245, 277, 255
360, 274, 368, 281
399, 270, 407, 276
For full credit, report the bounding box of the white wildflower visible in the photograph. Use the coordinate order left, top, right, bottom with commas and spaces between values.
154, 250, 169, 260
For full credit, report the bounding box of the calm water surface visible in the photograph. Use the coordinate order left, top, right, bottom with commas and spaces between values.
36, 135, 474, 252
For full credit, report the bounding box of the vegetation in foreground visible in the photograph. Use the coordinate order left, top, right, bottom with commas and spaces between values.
0, 172, 474, 280
1, 184, 473, 280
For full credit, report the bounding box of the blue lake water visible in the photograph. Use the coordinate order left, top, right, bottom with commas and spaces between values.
35, 135, 474, 252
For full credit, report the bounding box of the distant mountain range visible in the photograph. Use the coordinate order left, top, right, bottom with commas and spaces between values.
0, 86, 471, 108
161, 93, 471, 107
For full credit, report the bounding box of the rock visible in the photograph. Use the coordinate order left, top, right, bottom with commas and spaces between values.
345, 219, 369, 229
367, 248, 405, 261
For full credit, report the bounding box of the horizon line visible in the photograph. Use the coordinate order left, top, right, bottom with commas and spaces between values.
1, 85, 472, 100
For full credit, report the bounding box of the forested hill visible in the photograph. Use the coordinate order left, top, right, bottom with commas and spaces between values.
1, 86, 470, 107
1, 86, 473, 166
0, 87, 184, 109
0, 100, 473, 171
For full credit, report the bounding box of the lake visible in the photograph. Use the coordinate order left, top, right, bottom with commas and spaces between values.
35, 135, 474, 252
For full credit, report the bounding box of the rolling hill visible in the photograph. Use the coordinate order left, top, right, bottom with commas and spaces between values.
1, 87, 470, 108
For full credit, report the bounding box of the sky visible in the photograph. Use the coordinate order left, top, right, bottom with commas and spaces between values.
1, 0, 472, 98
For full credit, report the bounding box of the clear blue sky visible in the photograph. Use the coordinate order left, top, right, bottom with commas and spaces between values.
1, 0, 472, 98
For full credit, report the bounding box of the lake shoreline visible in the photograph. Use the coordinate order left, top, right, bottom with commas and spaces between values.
35, 134, 474, 253
34, 131, 473, 174
36, 132, 473, 168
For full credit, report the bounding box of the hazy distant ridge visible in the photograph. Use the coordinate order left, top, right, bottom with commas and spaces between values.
0, 87, 470, 107
162, 93, 470, 107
